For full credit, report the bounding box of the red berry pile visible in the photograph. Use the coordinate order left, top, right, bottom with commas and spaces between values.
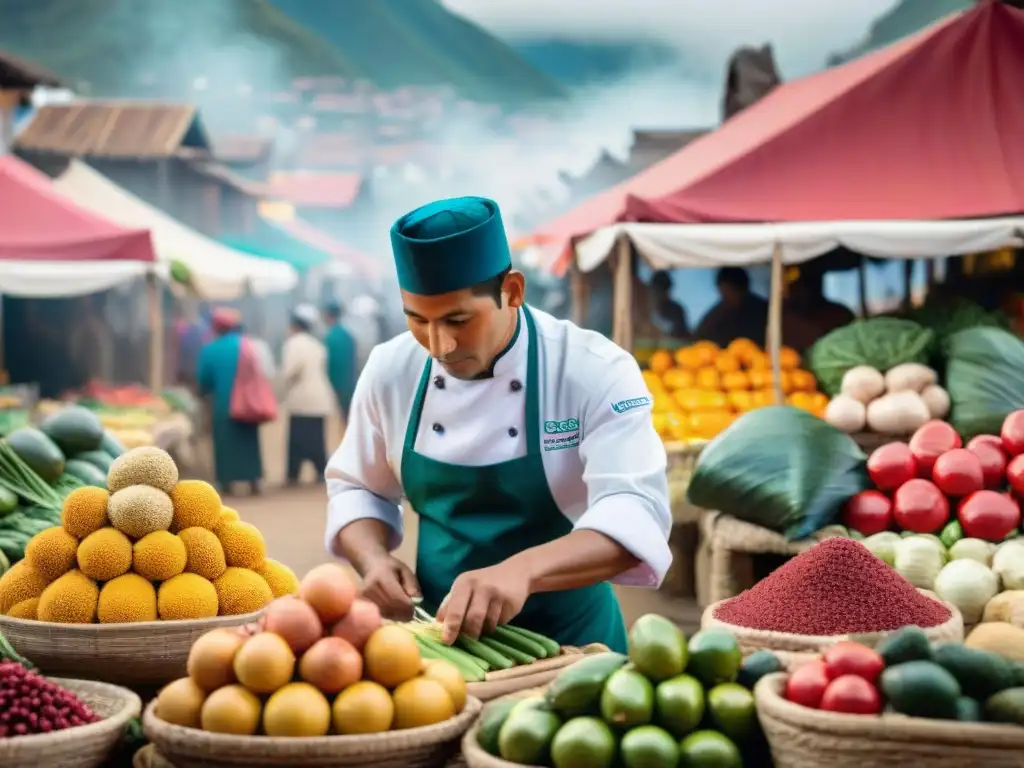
0, 661, 100, 737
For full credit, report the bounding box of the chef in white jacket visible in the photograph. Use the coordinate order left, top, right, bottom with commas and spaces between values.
324, 196, 671, 652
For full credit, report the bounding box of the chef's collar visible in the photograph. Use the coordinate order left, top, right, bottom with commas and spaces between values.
474, 308, 523, 380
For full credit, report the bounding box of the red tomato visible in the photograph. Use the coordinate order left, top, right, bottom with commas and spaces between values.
909, 421, 962, 477
932, 449, 984, 497
967, 440, 1008, 489
866, 443, 917, 491
1002, 410, 1024, 457
893, 478, 950, 533
822, 642, 885, 684
1007, 454, 1024, 496
967, 434, 1007, 456
841, 491, 893, 535
785, 659, 830, 709
958, 490, 1022, 541
820, 675, 882, 715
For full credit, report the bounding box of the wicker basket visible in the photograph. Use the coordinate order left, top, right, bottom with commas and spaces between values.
143, 695, 483, 768
755, 672, 1024, 767
0, 677, 142, 768
461, 688, 547, 768
466, 644, 606, 702
665, 441, 706, 525
134, 744, 472, 768
701, 595, 964, 654
0, 611, 264, 687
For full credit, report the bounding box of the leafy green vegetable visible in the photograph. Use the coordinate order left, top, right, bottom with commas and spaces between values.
909, 298, 1009, 357
945, 327, 1024, 438
808, 318, 934, 396
687, 406, 870, 539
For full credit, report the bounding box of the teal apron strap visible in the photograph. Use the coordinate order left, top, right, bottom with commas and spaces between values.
403, 357, 433, 454
522, 307, 541, 454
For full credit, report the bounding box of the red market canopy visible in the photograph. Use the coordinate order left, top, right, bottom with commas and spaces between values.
0, 154, 155, 263
530, 0, 1024, 275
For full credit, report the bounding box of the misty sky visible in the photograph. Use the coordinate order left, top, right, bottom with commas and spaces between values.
442, 0, 899, 77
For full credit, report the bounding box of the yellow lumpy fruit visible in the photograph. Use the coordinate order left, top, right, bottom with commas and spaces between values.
107, 485, 174, 539
216, 507, 240, 530
263, 682, 332, 737
76, 527, 133, 581
132, 530, 187, 581
157, 573, 219, 620
61, 486, 110, 539
6, 597, 39, 620
216, 521, 267, 569
106, 446, 179, 493
233, 632, 296, 694
200, 684, 262, 735
213, 567, 273, 615
177, 527, 227, 580
97, 573, 158, 623
255, 559, 300, 598
24, 526, 79, 581
364, 625, 422, 688
391, 677, 457, 729
156, 677, 207, 728
0, 562, 49, 615
169, 480, 222, 532
37, 569, 99, 623
332, 681, 395, 735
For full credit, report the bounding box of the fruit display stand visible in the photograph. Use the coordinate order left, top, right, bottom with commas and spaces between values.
142, 694, 483, 768
754, 672, 1024, 767
0, 611, 264, 689
0, 677, 142, 768
465, 644, 606, 702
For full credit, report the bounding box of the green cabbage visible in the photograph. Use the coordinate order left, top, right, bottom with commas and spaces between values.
945, 327, 1024, 438
808, 317, 933, 396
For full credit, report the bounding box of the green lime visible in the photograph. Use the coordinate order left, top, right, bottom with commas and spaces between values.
678, 730, 743, 768
654, 674, 705, 738
706, 683, 756, 744
620, 725, 679, 768
550, 716, 616, 768
686, 630, 742, 688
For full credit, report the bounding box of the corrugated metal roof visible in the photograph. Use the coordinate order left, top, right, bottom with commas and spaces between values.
14, 101, 210, 158
0, 50, 61, 90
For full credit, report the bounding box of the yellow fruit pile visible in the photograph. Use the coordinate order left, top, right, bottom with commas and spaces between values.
643, 338, 829, 441
156, 564, 465, 738
0, 446, 296, 623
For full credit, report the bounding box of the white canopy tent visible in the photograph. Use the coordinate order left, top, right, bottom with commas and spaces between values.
0, 259, 164, 298
53, 161, 299, 300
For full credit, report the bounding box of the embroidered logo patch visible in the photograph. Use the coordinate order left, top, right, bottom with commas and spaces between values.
611, 396, 652, 414
543, 418, 580, 451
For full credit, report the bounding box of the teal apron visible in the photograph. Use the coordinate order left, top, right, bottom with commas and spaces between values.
400, 308, 628, 652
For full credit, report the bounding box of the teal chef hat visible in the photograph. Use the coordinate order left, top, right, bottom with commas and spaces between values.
390, 196, 511, 296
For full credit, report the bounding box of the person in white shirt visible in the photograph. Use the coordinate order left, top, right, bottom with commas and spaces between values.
324, 196, 671, 653
281, 304, 334, 486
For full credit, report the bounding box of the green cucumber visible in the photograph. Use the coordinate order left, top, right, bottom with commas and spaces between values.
503, 624, 562, 656
479, 636, 537, 665
456, 634, 515, 669
489, 626, 549, 658
415, 636, 486, 682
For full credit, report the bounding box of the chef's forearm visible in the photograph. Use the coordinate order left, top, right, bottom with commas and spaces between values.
335, 518, 393, 576
506, 530, 640, 593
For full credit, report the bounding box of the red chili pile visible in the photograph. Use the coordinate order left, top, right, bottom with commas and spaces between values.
0, 661, 100, 737
713, 537, 951, 635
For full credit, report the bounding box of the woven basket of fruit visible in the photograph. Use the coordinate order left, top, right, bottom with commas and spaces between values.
0, 666, 142, 768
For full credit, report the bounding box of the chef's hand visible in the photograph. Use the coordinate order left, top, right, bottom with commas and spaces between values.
436, 563, 531, 644
361, 555, 421, 620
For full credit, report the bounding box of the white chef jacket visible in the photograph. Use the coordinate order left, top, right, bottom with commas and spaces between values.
324, 306, 672, 588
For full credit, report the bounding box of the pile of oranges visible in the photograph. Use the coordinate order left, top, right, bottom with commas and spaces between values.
642, 338, 828, 442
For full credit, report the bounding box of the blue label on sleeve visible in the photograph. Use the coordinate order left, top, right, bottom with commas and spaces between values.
611, 396, 652, 414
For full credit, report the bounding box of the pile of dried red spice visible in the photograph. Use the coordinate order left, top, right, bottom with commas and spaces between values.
713, 537, 952, 635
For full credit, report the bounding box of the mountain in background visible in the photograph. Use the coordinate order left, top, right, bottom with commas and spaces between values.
0, 0, 564, 107
506, 37, 682, 87
268, 0, 565, 103
831, 0, 971, 63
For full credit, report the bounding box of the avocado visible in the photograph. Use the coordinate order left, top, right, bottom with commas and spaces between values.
654, 674, 705, 738
477, 699, 517, 756
619, 725, 679, 768
737, 650, 782, 690
985, 687, 1024, 725
686, 629, 742, 688
706, 683, 757, 745
550, 716, 616, 768
955, 696, 984, 722
932, 643, 1016, 700
880, 661, 961, 719
600, 668, 654, 729
41, 405, 104, 454
545, 652, 629, 717
678, 730, 743, 768
876, 626, 933, 667
628, 613, 687, 682
498, 707, 562, 765
1012, 661, 1024, 687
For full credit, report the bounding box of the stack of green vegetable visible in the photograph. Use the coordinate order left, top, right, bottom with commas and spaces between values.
909, 297, 1010, 357
476, 615, 779, 768
0, 406, 125, 573
401, 605, 563, 682
946, 327, 1024, 439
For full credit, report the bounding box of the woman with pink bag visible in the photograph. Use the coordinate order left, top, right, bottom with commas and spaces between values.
197, 307, 278, 496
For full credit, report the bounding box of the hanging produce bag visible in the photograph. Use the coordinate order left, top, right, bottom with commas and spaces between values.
687, 405, 869, 539
945, 326, 1024, 439
808, 317, 933, 396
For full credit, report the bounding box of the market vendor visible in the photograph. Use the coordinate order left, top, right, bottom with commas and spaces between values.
324, 196, 672, 653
